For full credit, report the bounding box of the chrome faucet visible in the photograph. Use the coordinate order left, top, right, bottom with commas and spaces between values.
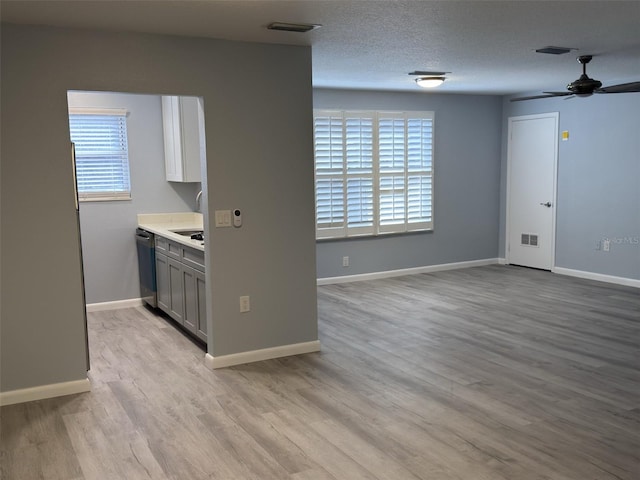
195, 190, 203, 212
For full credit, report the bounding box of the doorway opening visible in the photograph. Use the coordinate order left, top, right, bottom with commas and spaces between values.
66, 90, 209, 367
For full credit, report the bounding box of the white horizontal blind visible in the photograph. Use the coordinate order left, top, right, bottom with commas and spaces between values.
313, 110, 434, 239
69, 108, 131, 201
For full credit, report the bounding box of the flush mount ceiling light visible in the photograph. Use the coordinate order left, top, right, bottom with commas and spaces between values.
415, 76, 446, 88
267, 22, 322, 33
409, 71, 449, 88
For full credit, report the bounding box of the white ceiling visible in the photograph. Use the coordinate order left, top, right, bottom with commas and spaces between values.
2, 0, 639, 95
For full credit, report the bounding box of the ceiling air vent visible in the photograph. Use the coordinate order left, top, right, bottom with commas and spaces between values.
408, 71, 450, 76
267, 22, 321, 33
535, 46, 575, 55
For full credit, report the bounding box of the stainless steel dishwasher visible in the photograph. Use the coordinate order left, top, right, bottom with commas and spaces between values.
135, 228, 157, 307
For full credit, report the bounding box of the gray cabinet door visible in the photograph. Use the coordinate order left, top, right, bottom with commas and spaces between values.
195, 270, 207, 342
182, 265, 198, 335
168, 257, 184, 323
155, 252, 170, 313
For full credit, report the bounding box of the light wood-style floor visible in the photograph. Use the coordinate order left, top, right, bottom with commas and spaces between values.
1, 265, 639, 480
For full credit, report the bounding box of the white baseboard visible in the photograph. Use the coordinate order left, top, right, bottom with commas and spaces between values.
554, 267, 640, 288
86, 298, 143, 312
205, 340, 321, 369
498, 257, 507, 265
317, 258, 500, 285
0, 378, 91, 406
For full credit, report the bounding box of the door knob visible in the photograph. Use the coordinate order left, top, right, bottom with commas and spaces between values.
540, 202, 552, 207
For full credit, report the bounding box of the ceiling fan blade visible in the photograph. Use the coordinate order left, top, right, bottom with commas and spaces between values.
510, 92, 574, 102
596, 81, 640, 93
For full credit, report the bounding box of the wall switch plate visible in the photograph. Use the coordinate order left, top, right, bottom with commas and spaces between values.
342, 256, 349, 267
239, 295, 250, 313
603, 239, 610, 252
215, 210, 232, 227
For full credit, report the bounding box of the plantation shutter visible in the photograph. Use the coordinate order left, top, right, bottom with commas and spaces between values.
378, 112, 433, 233
345, 113, 374, 236
313, 109, 433, 239
406, 115, 433, 229
69, 108, 131, 201
314, 112, 346, 238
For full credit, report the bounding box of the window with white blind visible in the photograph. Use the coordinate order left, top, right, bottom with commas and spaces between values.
313, 110, 434, 239
68, 107, 131, 201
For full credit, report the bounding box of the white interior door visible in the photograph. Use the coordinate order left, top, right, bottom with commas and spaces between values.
507, 113, 558, 270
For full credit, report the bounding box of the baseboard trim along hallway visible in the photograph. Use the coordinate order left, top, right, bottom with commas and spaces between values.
86, 298, 143, 312
554, 267, 640, 288
317, 258, 499, 285
205, 340, 321, 369
0, 378, 91, 407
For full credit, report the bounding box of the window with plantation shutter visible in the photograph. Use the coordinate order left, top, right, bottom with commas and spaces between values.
313, 110, 434, 239
68, 107, 131, 201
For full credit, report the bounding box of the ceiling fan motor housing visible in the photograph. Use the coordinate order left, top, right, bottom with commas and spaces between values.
567, 74, 602, 96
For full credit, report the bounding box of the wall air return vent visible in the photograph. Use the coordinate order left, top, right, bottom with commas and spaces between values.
521, 233, 539, 247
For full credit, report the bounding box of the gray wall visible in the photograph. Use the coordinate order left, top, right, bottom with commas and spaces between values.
501, 93, 640, 280
1, 24, 318, 392
313, 89, 503, 278
68, 91, 200, 304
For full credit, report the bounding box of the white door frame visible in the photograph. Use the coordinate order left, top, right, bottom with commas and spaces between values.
505, 112, 559, 270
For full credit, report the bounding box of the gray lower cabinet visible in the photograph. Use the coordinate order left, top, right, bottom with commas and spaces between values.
154, 236, 206, 342
195, 270, 207, 341
168, 257, 184, 323
182, 265, 207, 342
156, 252, 170, 312
182, 264, 197, 335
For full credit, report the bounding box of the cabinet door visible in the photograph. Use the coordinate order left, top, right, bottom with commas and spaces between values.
155, 253, 170, 314
161, 96, 203, 183
161, 96, 182, 181
168, 257, 184, 323
182, 265, 198, 335
195, 270, 207, 342
179, 97, 203, 182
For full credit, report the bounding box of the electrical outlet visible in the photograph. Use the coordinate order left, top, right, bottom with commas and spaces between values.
603, 239, 610, 252
239, 295, 250, 313
342, 256, 349, 267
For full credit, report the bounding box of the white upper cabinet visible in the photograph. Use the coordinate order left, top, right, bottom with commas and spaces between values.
161, 96, 205, 182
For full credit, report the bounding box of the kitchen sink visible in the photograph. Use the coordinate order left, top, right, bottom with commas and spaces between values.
170, 229, 203, 237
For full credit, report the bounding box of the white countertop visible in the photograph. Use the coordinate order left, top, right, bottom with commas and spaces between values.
137, 212, 205, 251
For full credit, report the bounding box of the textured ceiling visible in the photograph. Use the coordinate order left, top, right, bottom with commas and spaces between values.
2, 0, 639, 95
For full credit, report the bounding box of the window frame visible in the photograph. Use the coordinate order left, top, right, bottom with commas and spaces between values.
68, 107, 132, 202
313, 109, 434, 240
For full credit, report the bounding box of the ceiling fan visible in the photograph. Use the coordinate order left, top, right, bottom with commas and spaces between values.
511, 55, 640, 102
